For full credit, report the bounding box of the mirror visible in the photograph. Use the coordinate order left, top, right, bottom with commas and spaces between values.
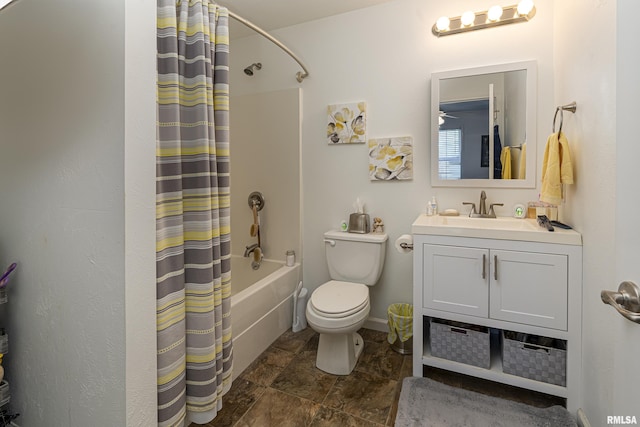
431, 61, 537, 188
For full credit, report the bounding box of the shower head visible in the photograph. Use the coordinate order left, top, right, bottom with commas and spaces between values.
244, 62, 262, 76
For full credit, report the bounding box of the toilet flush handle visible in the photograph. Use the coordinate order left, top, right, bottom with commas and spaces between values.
324, 239, 336, 247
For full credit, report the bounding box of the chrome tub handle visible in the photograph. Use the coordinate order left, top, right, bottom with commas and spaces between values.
601, 281, 640, 324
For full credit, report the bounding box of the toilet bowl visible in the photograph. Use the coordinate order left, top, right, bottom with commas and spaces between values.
306, 281, 370, 375
306, 231, 387, 375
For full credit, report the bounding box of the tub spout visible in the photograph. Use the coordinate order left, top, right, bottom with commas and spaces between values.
244, 243, 259, 257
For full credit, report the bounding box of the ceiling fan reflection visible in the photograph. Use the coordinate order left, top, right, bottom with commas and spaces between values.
439, 111, 458, 126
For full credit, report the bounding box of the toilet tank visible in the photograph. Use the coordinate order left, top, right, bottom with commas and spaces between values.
324, 230, 388, 286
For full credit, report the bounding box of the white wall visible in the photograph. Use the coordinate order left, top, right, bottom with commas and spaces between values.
230, 89, 301, 264
125, 0, 157, 424
229, 0, 555, 320
0, 0, 157, 425
553, 0, 617, 424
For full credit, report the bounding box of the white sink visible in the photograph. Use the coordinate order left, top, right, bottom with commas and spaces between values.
429, 215, 540, 230
412, 214, 582, 245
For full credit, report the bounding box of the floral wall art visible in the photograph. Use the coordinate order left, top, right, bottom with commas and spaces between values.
327, 102, 366, 144
369, 136, 413, 181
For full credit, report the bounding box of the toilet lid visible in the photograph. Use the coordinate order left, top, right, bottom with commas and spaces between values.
310, 280, 369, 318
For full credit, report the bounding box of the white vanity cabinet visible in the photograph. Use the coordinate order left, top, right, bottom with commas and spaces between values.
423, 245, 568, 330
489, 249, 567, 330
412, 218, 583, 412
423, 245, 489, 318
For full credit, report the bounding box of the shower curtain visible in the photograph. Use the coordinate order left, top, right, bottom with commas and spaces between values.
156, 1, 232, 425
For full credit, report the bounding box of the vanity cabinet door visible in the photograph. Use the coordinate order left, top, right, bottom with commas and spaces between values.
489, 250, 568, 330
423, 244, 489, 318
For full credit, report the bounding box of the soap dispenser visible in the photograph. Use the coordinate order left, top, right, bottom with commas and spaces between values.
429, 196, 438, 215
427, 196, 438, 216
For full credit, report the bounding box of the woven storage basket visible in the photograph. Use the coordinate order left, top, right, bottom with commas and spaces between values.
502, 331, 567, 386
430, 319, 490, 369
0, 380, 9, 407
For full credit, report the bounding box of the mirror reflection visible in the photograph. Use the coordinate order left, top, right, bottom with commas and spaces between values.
431, 61, 536, 188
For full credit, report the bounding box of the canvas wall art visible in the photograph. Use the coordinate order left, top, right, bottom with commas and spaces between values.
327, 102, 367, 144
369, 136, 413, 181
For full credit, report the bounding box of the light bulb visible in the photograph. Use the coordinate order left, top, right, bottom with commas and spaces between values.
0, 0, 16, 10
439, 116, 445, 126
461, 11, 475, 27
436, 16, 450, 32
487, 5, 503, 22
517, 0, 534, 16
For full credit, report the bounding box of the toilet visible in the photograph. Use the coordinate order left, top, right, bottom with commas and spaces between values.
306, 230, 387, 375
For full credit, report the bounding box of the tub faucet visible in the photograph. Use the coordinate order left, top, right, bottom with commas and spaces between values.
244, 243, 259, 257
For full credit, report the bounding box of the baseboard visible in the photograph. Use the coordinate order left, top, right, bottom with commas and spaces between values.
364, 316, 389, 333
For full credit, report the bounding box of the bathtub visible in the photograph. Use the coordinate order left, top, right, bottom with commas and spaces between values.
231, 255, 301, 378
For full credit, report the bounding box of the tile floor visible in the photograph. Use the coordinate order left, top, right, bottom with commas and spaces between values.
191, 327, 564, 427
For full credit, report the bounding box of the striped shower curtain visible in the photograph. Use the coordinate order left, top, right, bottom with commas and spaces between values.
156, 1, 232, 425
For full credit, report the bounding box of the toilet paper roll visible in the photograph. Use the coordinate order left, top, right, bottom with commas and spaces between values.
395, 234, 413, 254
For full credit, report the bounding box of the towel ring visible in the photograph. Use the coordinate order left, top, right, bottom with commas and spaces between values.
552, 108, 564, 134
552, 102, 577, 134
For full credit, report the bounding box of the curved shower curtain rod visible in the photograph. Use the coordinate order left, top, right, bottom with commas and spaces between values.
227, 10, 309, 83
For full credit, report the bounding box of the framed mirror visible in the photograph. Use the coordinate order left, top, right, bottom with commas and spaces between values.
431, 61, 537, 188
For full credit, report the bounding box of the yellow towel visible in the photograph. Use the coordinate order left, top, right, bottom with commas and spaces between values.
518, 143, 527, 179
541, 132, 574, 205
500, 147, 511, 180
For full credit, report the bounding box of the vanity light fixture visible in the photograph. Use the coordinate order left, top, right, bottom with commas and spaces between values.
0, 0, 17, 11
432, 1, 536, 37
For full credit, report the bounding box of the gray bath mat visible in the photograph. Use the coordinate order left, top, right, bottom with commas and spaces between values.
395, 377, 576, 427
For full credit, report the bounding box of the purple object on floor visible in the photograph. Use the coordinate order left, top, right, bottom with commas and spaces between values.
0, 263, 17, 288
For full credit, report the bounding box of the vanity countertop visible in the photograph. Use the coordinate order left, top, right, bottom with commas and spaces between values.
412, 214, 582, 245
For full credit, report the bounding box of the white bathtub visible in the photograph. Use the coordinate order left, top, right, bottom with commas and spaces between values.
231, 255, 301, 378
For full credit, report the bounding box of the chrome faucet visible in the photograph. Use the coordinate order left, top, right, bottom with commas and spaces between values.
463, 191, 503, 218
479, 191, 488, 215
244, 243, 259, 257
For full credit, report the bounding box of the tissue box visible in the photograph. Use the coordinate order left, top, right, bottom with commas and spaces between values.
348, 213, 370, 233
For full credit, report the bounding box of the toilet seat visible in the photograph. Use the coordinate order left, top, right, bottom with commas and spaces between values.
306, 299, 370, 331
309, 281, 369, 318
306, 280, 371, 332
